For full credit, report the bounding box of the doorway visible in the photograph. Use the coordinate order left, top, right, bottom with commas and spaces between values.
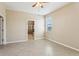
0, 16, 4, 45
28, 21, 34, 40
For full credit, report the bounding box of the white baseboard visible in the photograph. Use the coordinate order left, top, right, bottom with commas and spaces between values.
46, 38, 79, 52
35, 37, 44, 40
6, 40, 27, 44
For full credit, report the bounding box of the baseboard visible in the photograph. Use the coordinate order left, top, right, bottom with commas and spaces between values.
35, 37, 44, 40
46, 38, 79, 52
6, 40, 27, 44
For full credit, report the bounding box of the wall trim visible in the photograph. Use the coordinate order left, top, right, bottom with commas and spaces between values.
34, 37, 45, 40
46, 38, 79, 52
6, 40, 27, 44
34, 38, 43, 40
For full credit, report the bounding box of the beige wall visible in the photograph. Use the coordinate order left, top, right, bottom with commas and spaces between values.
6, 10, 44, 43
0, 3, 6, 44
46, 3, 79, 49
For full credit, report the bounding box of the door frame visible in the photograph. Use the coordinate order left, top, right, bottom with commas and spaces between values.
28, 20, 35, 40
26, 19, 35, 40
0, 16, 5, 45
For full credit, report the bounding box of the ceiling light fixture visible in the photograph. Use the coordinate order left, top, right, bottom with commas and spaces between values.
32, 2, 47, 8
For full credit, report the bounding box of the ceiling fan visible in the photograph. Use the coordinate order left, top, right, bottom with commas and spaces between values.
32, 2, 47, 8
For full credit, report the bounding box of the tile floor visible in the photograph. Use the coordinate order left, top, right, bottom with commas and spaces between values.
0, 39, 79, 56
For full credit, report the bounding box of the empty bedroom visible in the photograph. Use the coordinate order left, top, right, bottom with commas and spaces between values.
0, 2, 79, 56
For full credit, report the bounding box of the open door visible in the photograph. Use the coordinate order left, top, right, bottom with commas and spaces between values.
28, 21, 34, 40
0, 16, 3, 45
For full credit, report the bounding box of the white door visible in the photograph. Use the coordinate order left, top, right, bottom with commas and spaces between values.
0, 16, 3, 45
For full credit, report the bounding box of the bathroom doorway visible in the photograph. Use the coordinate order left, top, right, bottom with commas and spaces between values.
28, 21, 34, 40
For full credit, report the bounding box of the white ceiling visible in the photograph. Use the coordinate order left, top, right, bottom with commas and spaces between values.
4, 2, 69, 15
